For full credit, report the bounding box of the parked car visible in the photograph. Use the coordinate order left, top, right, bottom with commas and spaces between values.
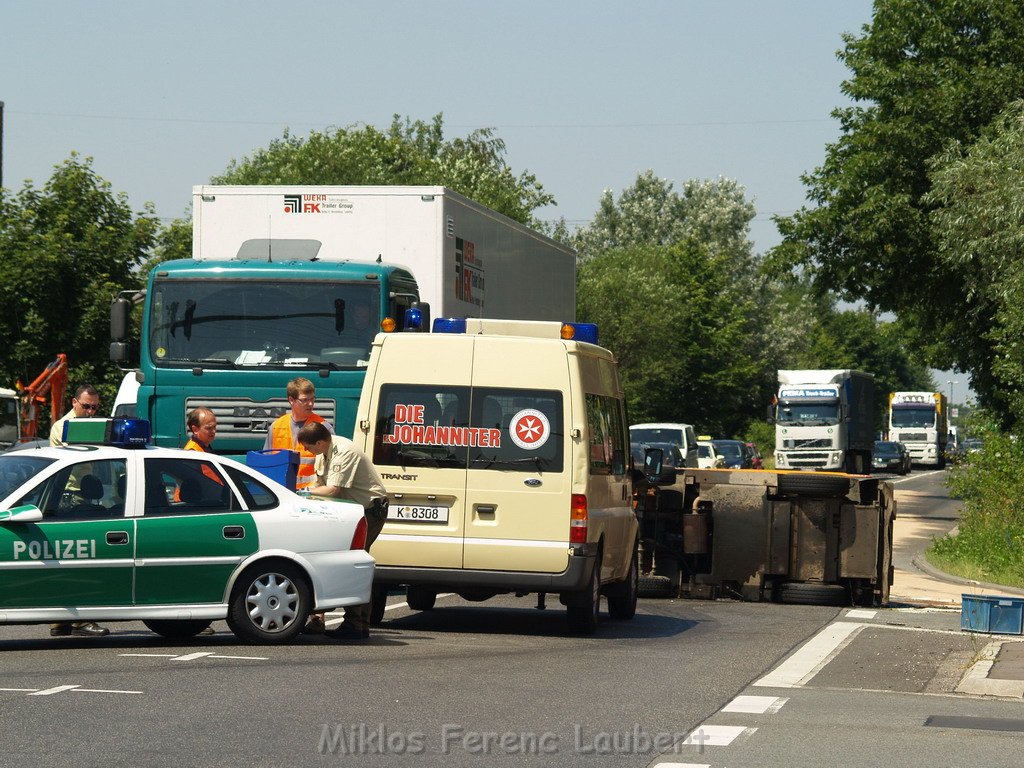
633, 441, 685, 471
744, 442, 764, 469
710, 439, 753, 469
872, 440, 911, 475
697, 440, 725, 469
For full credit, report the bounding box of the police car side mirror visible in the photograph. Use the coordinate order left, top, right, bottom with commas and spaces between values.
0, 505, 44, 523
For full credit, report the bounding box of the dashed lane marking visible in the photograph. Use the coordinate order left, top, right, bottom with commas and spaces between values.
845, 609, 878, 619
681, 725, 754, 747
119, 652, 268, 661
1, 684, 142, 696
721, 695, 788, 714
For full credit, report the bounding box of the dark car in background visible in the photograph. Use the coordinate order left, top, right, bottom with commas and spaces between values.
711, 439, 754, 469
631, 441, 685, 472
872, 440, 911, 475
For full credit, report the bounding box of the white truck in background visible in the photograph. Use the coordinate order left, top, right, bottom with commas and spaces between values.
887, 391, 948, 468
191, 185, 576, 323
772, 369, 875, 474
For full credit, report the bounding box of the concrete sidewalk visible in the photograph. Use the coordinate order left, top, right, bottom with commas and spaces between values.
889, 513, 1024, 697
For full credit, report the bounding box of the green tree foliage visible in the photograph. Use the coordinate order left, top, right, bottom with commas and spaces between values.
0, 154, 158, 403
926, 101, 1024, 428
774, 0, 1024, 419
577, 242, 760, 436
213, 114, 554, 226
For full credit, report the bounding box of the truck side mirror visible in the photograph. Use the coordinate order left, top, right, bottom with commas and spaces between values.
766, 403, 775, 425
110, 297, 132, 342
645, 447, 663, 477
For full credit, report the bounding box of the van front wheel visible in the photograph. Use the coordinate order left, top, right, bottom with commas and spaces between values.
566, 555, 601, 634
406, 585, 436, 611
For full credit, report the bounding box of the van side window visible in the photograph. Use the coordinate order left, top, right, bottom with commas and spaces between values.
586, 394, 627, 475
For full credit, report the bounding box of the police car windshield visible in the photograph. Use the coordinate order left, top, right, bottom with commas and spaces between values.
0, 455, 56, 499
148, 280, 380, 369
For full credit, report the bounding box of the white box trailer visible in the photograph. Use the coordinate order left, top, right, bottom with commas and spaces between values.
192, 185, 576, 322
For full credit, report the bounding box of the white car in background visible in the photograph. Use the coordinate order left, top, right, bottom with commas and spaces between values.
697, 440, 725, 469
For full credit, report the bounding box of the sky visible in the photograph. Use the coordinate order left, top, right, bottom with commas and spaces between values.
0, 0, 974, 404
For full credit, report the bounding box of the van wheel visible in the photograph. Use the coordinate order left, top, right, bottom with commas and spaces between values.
606, 548, 638, 620
369, 584, 388, 625
406, 585, 436, 611
143, 619, 212, 640
567, 555, 601, 635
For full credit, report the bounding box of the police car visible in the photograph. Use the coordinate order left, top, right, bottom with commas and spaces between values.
0, 419, 373, 644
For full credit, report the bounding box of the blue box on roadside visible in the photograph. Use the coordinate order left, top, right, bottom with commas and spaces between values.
961, 594, 1024, 635
246, 449, 300, 491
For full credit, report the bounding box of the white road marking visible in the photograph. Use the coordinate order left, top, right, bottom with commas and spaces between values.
753, 621, 865, 688
845, 609, 877, 619
30, 684, 80, 696
73, 688, 143, 694
171, 651, 215, 661
0, 688, 39, 692
722, 694, 788, 714
681, 724, 753, 746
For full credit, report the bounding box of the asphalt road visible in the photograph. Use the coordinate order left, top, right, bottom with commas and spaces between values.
3, 470, 1022, 768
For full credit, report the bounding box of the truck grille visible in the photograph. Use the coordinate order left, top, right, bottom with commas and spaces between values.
184, 396, 336, 444
782, 439, 833, 449
787, 452, 831, 468
898, 433, 928, 441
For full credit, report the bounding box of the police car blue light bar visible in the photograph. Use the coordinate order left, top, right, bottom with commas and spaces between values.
431, 318, 599, 344
63, 418, 152, 448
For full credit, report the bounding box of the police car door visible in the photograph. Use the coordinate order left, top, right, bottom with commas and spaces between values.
133, 456, 258, 605
462, 339, 570, 573
0, 455, 134, 609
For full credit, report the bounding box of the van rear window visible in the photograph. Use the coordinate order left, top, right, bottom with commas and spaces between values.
373, 384, 563, 472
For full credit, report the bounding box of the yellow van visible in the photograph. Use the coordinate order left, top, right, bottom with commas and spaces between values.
354, 319, 639, 633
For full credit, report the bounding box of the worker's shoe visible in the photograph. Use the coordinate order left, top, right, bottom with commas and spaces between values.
198, 624, 216, 636
326, 622, 369, 641
70, 622, 110, 637
301, 615, 326, 635
49, 624, 72, 637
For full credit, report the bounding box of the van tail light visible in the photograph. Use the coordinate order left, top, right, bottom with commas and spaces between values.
350, 516, 368, 550
570, 494, 588, 544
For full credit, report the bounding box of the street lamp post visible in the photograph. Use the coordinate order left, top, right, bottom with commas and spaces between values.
946, 380, 958, 407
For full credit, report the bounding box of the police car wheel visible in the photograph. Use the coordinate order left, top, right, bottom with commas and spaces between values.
566, 553, 601, 635
369, 584, 388, 625
143, 619, 212, 640
227, 561, 311, 644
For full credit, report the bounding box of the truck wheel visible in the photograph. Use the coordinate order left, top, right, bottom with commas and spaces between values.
567, 554, 601, 634
638, 574, 676, 598
406, 585, 436, 611
606, 548, 638, 620
227, 561, 310, 644
777, 582, 849, 606
777, 474, 850, 498
143, 619, 212, 640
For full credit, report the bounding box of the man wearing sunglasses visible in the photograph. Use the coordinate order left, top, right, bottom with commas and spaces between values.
49, 385, 102, 447
47, 383, 111, 637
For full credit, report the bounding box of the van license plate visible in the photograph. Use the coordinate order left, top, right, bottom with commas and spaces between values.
388, 505, 449, 523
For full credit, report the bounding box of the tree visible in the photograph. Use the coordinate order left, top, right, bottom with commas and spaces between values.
0, 154, 158, 403
773, 0, 1024, 420
926, 101, 1024, 426
213, 114, 554, 227
577, 241, 761, 436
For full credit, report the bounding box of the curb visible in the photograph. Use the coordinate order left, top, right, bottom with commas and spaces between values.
956, 641, 1024, 698
911, 555, 1024, 599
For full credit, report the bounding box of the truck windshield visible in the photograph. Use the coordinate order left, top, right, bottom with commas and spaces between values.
890, 406, 936, 428
777, 402, 840, 426
148, 280, 380, 369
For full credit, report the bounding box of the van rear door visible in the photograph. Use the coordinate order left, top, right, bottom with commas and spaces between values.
365, 336, 473, 569
462, 338, 571, 573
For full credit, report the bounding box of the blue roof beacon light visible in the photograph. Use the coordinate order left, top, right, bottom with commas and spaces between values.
433, 317, 468, 334
403, 302, 430, 332
109, 417, 152, 448
560, 322, 599, 345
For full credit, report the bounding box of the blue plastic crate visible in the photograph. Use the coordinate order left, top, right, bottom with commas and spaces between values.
246, 449, 300, 491
961, 594, 1024, 635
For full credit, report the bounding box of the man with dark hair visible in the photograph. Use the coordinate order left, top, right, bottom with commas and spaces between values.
298, 421, 388, 640
184, 407, 217, 452
49, 384, 101, 447
48, 383, 110, 638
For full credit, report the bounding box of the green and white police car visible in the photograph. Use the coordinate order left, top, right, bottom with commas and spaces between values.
0, 419, 373, 644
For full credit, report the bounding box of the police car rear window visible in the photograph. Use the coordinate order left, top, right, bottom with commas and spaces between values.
373, 384, 563, 472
